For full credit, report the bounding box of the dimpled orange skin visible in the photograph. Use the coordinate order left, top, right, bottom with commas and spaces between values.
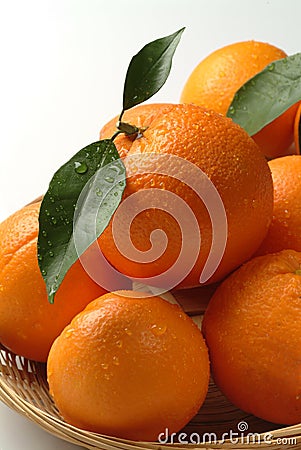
257, 155, 301, 255
202, 249, 301, 425
99, 103, 273, 287
47, 291, 210, 441
100, 103, 173, 158
0, 202, 107, 362
180, 40, 299, 159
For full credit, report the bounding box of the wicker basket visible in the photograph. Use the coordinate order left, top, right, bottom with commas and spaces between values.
0, 199, 300, 449
1, 312, 300, 449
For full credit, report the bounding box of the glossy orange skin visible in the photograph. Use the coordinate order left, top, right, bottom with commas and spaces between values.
0, 203, 106, 362
99, 103, 273, 288
100, 103, 172, 158
257, 155, 301, 255
180, 40, 299, 159
202, 249, 301, 425
47, 291, 210, 441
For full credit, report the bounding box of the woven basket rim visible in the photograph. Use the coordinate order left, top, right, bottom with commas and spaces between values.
1, 345, 301, 450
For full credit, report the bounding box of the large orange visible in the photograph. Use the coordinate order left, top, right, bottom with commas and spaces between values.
47, 290, 209, 441
257, 155, 301, 255
180, 40, 299, 159
99, 103, 172, 158
99, 103, 273, 289
202, 249, 301, 425
0, 202, 106, 362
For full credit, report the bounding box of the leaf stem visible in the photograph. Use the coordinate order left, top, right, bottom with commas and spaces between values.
118, 109, 125, 123
111, 130, 123, 142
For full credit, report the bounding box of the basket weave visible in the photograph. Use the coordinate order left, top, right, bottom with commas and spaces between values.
0, 198, 301, 449
1, 322, 301, 449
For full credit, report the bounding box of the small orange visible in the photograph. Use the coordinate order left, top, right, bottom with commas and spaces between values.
0, 202, 107, 362
180, 40, 299, 158
257, 155, 301, 255
99, 103, 273, 288
202, 249, 301, 425
47, 290, 209, 441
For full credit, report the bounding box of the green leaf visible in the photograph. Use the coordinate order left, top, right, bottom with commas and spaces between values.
227, 53, 301, 136
38, 140, 126, 303
122, 27, 185, 113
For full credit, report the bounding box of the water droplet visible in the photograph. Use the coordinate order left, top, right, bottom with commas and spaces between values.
37, 254, 43, 261
228, 105, 235, 115
65, 328, 74, 337
49, 251, 54, 257
41, 269, 47, 276
116, 340, 123, 348
47, 240, 52, 247
96, 188, 103, 197
51, 217, 57, 225
113, 191, 119, 197
42, 230, 47, 237
252, 199, 258, 209
268, 63, 275, 71
242, 106, 247, 111
101, 363, 108, 370
119, 180, 125, 187
105, 176, 114, 183
151, 324, 167, 336
124, 327, 132, 336
49, 196, 55, 203
284, 209, 290, 218
45, 209, 50, 216
112, 356, 119, 366
74, 161, 88, 174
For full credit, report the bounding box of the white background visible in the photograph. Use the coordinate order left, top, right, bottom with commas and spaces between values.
0, 0, 300, 448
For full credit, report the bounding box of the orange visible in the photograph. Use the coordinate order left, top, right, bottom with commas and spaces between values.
0, 202, 106, 362
47, 290, 209, 441
180, 40, 299, 159
257, 155, 301, 255
100, 103, 172, 158
202, 249, 301, 425
99, 103, 273, 288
